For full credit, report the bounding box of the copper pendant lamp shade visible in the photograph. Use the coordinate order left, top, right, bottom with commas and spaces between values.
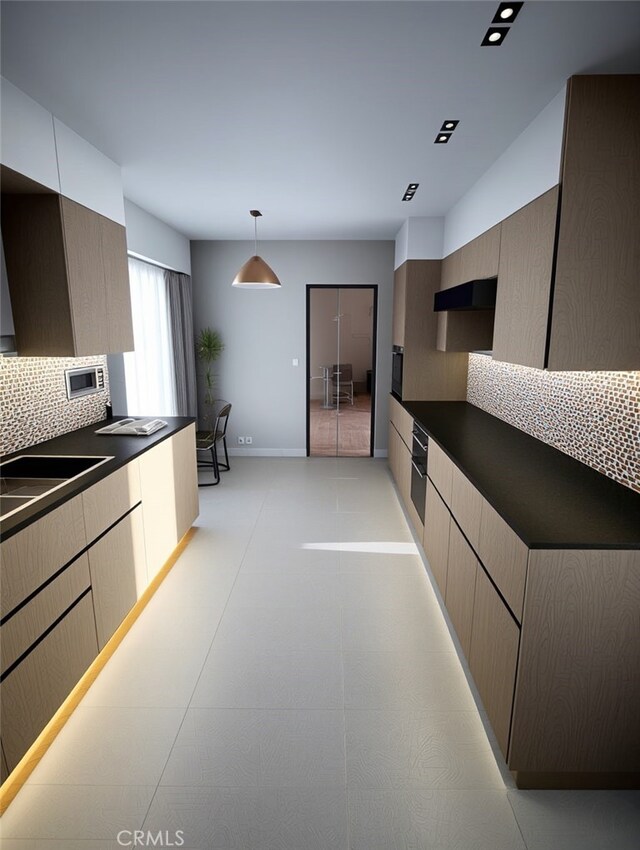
232, 210, 281, 289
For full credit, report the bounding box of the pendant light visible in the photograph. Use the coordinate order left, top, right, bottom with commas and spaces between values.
232, 210, 281, 289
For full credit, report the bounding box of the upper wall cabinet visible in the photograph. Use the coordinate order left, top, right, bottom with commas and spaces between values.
1, 194, 134, 356
392, 260, 468, 400
437, 224, 500, 353
0, 78, 60, 192
493, 75, 640, 371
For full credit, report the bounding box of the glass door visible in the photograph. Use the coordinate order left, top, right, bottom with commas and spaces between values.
307, 286, 375, 457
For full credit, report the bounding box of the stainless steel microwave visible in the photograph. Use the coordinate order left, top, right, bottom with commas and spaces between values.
65, 365, 105, 400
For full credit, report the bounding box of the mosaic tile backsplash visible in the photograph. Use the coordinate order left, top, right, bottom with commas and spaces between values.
467, 354, 640, 493
0, 356, 110, 456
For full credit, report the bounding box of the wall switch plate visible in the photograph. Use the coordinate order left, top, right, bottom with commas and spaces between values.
292, 358, 299, 366
237, 436, 245, 445
246, 436, 253, 444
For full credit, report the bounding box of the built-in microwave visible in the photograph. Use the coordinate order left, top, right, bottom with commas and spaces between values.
392, 345, 404, 399
65, 365, 105, 400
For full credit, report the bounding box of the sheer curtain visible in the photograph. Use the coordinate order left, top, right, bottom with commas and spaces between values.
123, 258, 178, 416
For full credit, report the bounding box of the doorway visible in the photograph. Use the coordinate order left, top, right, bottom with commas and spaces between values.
306, 285, 377, 457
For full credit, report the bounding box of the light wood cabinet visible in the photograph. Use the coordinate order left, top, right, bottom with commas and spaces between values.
450, 464, 482, 551
422, 480, 450, 596
437, 224, 500, 353
0, 495, 87, 619
493, 75, 640, 371
139, 425, 199, 580
469, 565, 520, 758
391, 261, 467, 400
389, 393, 413, 450
476, 500, 528, 622
0, 194, 134, 356
0, 592, 99, 772
1, 742, 8, 784
388, 421, 412, 517
445, 521, 477, 657
88, 506, 146, 649
426, 440, 454, 505
81, 461, 141, 542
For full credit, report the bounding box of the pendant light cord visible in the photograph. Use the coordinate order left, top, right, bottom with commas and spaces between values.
254, 216, 258, 256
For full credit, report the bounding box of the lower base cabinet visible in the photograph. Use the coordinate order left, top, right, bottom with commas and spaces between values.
0, 592, 99, 771
444, 521, 477, 658
469, 566, 520, 758
88, 505, 147, 650
422, 480, 450, 596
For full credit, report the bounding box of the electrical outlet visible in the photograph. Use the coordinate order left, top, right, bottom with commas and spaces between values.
246, 436, 253, 444
237, 436, 245, 445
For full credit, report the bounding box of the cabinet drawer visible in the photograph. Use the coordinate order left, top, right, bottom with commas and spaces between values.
1, 554, 91, 674
82, 460, 141, 542
427, 440, 454, 505
0, 495, 87, 619
423, 480, 450, 596
450, 465, 483, 551
88, 505, 146, 650
389, 395, 413, 449
469, 566, 520, 759
445, 521, 478, 659
477, 501, 529, 622
0, 591, 98, 772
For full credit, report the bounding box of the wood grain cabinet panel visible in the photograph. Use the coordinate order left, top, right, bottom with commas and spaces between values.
1, 554, 91, 674
423, 480, 451, 596
445, 521, 477, 658
510, 549, 640, 774
1, 194, 134, 356
549, 75, 640, 371
0, 495, 86, 619
171, 424, 199, 545
469, 565, 520, 759
388, 422, 419, 534
389, 394, 413, 450
477, 500, 528, 622
450, 464, 483, 551
1, 741, 8, 784
493, 187, 558, 368
392, 264, 406, 348
88, 506, 146, 649
426, 440, 454, 505
460, 223, 501, 281
82, 460, 141, 542
0, 592, 99, 772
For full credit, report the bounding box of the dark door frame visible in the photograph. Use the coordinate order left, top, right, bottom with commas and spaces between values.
305, 284, 378, 458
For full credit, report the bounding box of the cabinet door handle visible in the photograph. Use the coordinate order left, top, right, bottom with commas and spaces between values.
412, 432, 428, 451
411, 460, 427, 479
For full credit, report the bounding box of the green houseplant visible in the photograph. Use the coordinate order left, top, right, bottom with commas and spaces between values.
196, 327, 224, 439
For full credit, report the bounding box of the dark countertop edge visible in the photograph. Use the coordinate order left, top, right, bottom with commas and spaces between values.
1, 417, 196, 541
400, 398, 640, 551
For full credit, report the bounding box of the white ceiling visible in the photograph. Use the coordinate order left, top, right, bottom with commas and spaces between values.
2, 1, 639, 240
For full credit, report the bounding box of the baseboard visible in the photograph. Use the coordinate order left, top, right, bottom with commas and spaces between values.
374, 449, 388, 458
227, 448, 307, 457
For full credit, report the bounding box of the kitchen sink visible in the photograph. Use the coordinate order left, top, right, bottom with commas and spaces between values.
0, 455, 113, 520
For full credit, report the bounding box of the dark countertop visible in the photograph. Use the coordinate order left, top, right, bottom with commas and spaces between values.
1, 416, 195, 540
402, 400, 640, 550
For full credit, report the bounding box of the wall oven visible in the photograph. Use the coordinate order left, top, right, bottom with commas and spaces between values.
391, 345, 404, 399
410, 421, 428, 520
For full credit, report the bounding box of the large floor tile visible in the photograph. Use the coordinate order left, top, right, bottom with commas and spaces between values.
338, 549, 424, 572
81, 641, 208, 708
345, 710, 504, 790
143, 786, 349, 850
341, 604, 453, 653
0, 842, 126, 850
339, 563, 437, 609
507, 790, 640, 850
343, 650, 477, 711
213, 604, 342, 653
0, 785, 155, 840
191, 649, 344, 709
226, 567, 340, 610
348, 789, 526, 850
240, 540, 340, 573
25, 706, 184, 786
338, 512, 414, 543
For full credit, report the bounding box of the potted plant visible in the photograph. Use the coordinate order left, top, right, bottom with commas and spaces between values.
196, 327, 224, 440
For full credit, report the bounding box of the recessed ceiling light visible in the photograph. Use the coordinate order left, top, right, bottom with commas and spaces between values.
402, 182, 419, 201
434, 133, 452, 144
481, 27, 509, 46
492, 2, 523, 24
440, 120, 459, 132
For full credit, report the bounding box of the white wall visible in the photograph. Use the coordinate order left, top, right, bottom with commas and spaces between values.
443, 88, 566, 256
395, 217, 445, 268
124, 199, 191, 274
190, 240, 394, 455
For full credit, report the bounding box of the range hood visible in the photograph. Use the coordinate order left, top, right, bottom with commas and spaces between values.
434, 277, 497, 312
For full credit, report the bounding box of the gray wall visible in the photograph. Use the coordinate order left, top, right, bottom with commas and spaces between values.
190, 240, 395, 455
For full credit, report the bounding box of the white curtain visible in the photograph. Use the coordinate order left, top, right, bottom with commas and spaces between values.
123, 257, 178, 416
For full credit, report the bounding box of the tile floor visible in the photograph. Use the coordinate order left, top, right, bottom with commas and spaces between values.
1, 457, 639, 849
